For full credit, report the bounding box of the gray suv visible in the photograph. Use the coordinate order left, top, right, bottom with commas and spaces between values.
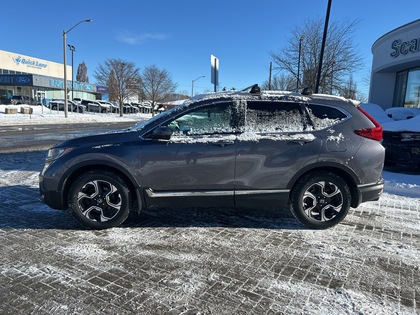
39, 85, 385, 229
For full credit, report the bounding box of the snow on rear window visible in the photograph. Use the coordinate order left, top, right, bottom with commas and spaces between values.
245, 101, 306, 133
306, 104, 347, 130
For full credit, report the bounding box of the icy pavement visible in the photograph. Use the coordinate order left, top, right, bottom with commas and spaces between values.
0, 149, 419, 314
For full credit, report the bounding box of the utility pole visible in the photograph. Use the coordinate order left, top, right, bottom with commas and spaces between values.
315, 0, 332, 93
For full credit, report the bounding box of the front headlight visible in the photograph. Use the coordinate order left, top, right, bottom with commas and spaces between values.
46, 147, 74, 161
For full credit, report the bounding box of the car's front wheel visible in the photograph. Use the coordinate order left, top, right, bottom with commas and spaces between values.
290, 171, 351, 229
68, 170, 131, 229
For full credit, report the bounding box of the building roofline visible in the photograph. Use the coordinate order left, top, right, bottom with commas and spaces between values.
372, 19, 420, 52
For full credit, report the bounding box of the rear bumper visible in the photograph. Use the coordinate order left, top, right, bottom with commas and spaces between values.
356, 179, 384, 206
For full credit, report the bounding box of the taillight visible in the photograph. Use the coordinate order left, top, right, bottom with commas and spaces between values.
354, 107, 383, 141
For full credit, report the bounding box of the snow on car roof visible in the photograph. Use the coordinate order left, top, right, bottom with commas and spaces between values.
188, 89, 360, 107
382, 115, 420, 132
361, 103, 420, 132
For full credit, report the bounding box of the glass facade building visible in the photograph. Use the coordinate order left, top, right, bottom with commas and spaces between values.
370, 20, 420, 109
0, 50, 104, 105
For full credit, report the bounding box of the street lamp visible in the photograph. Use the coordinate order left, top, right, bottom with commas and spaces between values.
68, 44, 76, 112
191, 75, 205, 97
63, 19, 92, 118
297, 35, 305, 90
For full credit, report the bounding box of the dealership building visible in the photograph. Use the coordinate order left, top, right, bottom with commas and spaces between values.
370, 19, 420, 109
0, 49, 106, 105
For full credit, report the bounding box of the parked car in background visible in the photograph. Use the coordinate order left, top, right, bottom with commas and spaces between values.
48, 99, 86, 113
122, 103, 139, 114
97, 100, 119, 113
80, 99, 111, 113
362, 103, 420, 170
382, 115, 420, 169
138, 101, 153, 113
10, 95, 39, 105
39, 85, 385, 230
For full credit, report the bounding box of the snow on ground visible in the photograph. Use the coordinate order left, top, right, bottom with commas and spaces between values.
0, 104, 145, 125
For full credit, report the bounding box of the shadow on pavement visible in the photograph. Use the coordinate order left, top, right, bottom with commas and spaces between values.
0, 151, 45, 172
0, 186, 303, 231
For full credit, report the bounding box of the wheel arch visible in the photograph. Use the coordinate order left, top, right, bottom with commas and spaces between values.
61, 162, 142, 212
287, 163, 361, 208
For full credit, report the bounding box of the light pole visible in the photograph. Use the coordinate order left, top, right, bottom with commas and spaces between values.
63, 19, 92, 118
68, 44, 75, 111
191, 75, 205, 97
297, 35, 305, 90
315, 0, 332, 93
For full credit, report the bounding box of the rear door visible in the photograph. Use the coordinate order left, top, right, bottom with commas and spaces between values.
234, 100, 322, 206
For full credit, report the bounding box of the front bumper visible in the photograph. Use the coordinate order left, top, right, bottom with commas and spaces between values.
39, 174, 66, 210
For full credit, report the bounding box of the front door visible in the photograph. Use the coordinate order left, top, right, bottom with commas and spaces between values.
140, 101, 238, 207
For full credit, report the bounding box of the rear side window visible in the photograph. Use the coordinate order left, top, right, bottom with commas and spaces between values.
245, 101, 306, 133
306, 104, 348, 130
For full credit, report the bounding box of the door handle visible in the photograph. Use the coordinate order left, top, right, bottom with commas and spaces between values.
290, 139, 314, 145
212, 140, 235, 147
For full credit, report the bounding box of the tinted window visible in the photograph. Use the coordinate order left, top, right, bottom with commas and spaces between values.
245, 101, 306, 133
306, 104, 347, 130
165, 102, 234, 136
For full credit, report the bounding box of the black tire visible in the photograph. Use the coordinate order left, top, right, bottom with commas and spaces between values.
68, 170, 131, 229
290, 171, 351, 229
52, 105, 57, 110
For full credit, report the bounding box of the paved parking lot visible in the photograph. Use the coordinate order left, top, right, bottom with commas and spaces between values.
0, 149, 419, 314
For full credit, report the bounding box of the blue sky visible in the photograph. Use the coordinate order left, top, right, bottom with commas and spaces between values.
3, 0, 420, 98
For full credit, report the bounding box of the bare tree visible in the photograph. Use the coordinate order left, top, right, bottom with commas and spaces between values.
76, 62, 89, 83
140, 65, 177, 116
270, 18, 362, 95
94, 59, 141, 116
341, 76, 357, 99
261, 74, 295, 91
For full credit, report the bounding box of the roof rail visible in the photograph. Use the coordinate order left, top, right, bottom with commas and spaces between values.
241, 84, 261, 94
301, 87, 313, 95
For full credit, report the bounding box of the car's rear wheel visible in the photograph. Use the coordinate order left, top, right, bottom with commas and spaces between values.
290, 171, 351, 229
68, 170, 131, 229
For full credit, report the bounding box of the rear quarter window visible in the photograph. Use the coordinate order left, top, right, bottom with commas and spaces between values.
306, 104, 348, 130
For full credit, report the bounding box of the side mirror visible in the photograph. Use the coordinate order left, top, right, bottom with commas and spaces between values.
151, 126, 172, 140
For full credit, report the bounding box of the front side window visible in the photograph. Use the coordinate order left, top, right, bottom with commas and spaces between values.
165, 102, 234, 136
245, 101, 306, 133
